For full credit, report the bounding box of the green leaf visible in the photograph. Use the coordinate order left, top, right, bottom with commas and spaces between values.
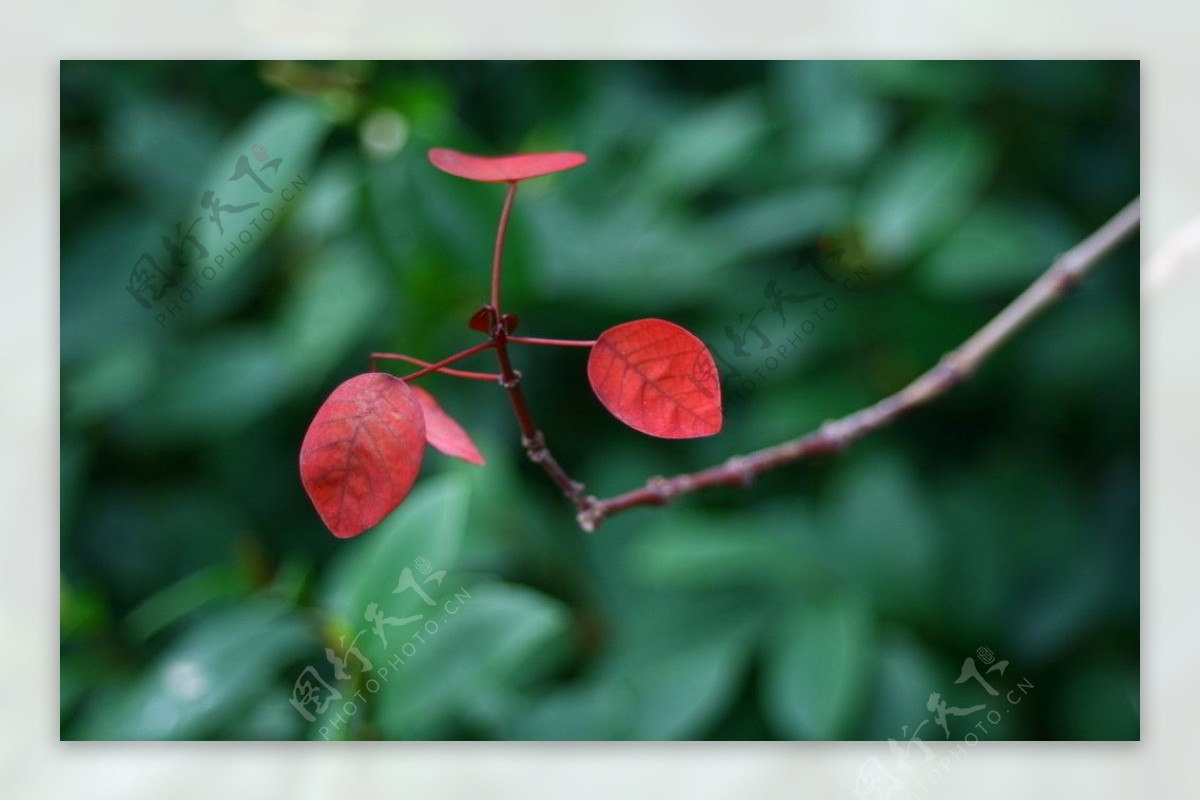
495, 680, 627, 741
1013, 295, 1139, 409
859, 631, 946, 739
60, 211, 165, 364
627, 507, 825, 590
526, 198, 722, 311
103, 96, 221, 211
509, 640, 752, 742
223, 687, 311, 740
511, 589, 765, 740
273, 236, 388, 388
289, 151, 364, 244
320, 473, 470, 631
772, 61, 889, 176
176, 98, 332, 289
856, 120, 994, 266
641, 92, 769, 197
63, 340, 158, 427
708, 185, 853, 266
619, 633, 750, 740
71, 600, 314, 740
372, 582, 571, 739
763, 592, 876, 739
822, 453, 943, 618
921, 201, 1079, 296
860, 61, 993, 102
60, 575, 108, 641
66, 482, 248, 603
121, 328, 292, 445
123, 564, 249, 643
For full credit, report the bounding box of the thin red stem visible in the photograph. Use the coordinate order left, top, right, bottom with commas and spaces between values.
476, 180, 590, 504
506, 336, 597, 348
370, 352, 501, 381
491, 181, 518, 316
399, 341, 495, 383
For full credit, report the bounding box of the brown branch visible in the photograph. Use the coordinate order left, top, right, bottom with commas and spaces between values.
493, 333, 590, 506
483, 180, 591, 507
572, 197, 1141, 532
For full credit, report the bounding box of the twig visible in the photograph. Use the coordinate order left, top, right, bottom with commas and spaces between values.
572, 197, 1141, 532
485, 181, 591, 506
493, 333, 590, 506
370, 351, 500, 381
399, 341, 494, 382
491, 182, 518, 315
507, 336, 598, 348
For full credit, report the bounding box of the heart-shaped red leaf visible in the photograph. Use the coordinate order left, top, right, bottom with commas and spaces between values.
587, 318, 723, 439
428, 148, 587, 183
300, 373, 426, 539
410, 385, 486, 466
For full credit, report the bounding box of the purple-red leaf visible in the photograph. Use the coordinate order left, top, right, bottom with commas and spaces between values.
300, 373, 426, 539
428, 148, 587, 183
468, 306, 495, 334
587, 318, 723, 439
410, 385, 486, 466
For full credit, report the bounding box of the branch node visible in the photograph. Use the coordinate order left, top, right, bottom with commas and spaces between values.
935, 356, 970, 388
1050, 262, 1084, 295
819, 420, 851, 452
521, 431, 547, 462
723, 456, 756, 487
576, 503, 602, 533
500, 370, 523, 389
561, 481, 589, 506
646, 475, 677, 498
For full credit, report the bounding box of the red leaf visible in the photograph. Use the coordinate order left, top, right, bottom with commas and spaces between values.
468, 306, 494, 333
300, 373, 426, 539
428, 148, 587, 183
587, 318, 723, 439
410, 385, 486, 466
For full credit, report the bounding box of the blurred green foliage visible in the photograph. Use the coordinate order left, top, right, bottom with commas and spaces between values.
60, 61, 1139, 741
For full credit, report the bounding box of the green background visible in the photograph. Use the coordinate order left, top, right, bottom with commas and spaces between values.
60, 60, 1139, 741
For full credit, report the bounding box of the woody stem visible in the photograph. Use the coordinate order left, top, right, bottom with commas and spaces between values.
572, 196, 1141, 532
485, 181, 591, 507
